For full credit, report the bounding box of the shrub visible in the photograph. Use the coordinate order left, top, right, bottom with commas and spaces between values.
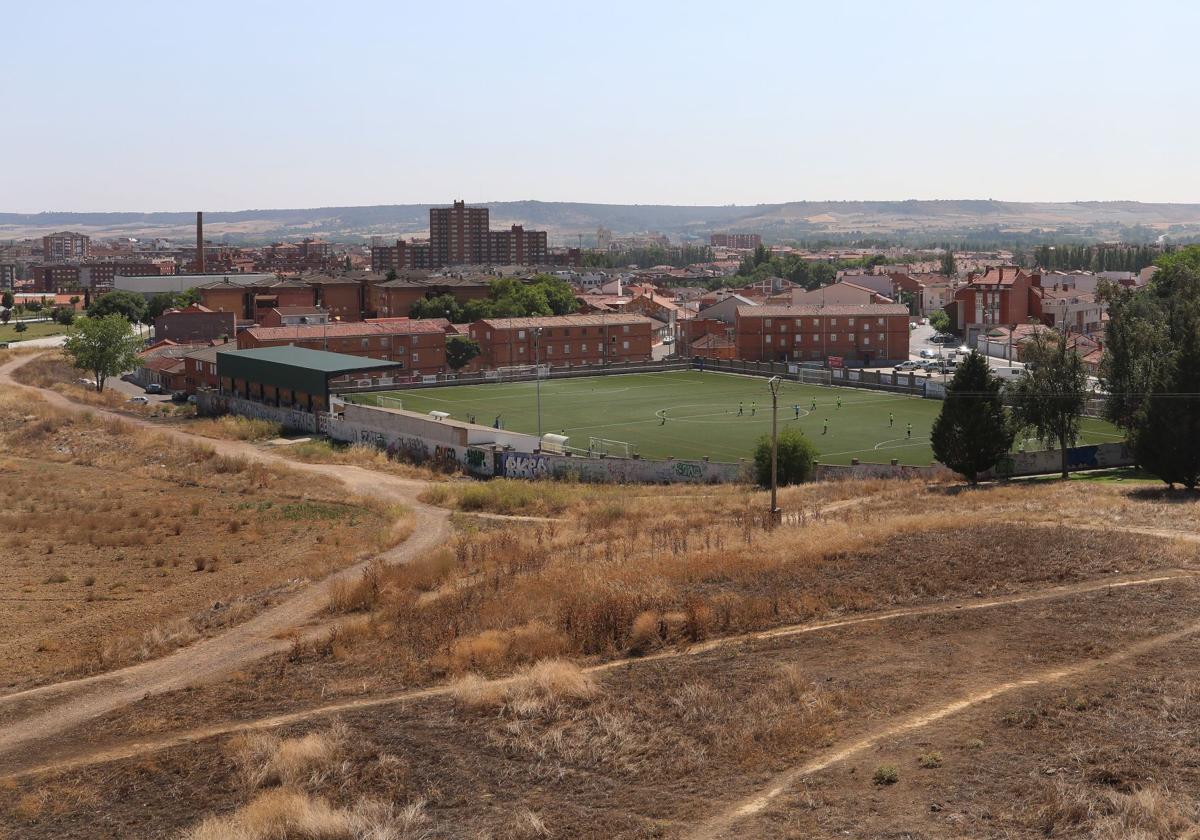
873, 764, 900, 785
753, 427, 817, 487
918, 751, 943, 769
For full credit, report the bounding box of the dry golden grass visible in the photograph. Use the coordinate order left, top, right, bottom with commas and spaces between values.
184, 789, 429, 840
229, 722, 349, 790
0, 389, 407, 685
281, 439, 445, 482
451, 659, 599, 714
185, 415, 282, 441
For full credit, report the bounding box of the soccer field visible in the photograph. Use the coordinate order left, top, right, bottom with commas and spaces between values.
349, 371, 1123, 465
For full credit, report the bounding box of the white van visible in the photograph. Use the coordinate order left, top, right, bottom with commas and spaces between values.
993, 366, 1027, 381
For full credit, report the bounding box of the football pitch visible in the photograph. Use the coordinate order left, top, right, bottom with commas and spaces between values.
349, 371, 1124, 465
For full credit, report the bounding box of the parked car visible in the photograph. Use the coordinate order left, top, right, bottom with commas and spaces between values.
127, 395, 149, 404
662, 336, 674, 344
894, 360, 919, 371
187, 394, 198, 405
145, 383, 164, 394
992, 366, 1028, 381
919, 348, 939, 359
920, 360, 943, 371
171, 390, 189, 402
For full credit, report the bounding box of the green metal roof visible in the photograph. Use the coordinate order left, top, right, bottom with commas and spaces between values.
217, 346, 398, 396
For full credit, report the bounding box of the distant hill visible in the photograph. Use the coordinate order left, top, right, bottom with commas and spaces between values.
3, 200, 1199, 245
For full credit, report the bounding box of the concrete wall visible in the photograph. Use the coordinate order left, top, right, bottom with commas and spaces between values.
813, 462, 948, 481
497, 451, 747, 484
196, 392, 319, 433
983, 442, 1134, 479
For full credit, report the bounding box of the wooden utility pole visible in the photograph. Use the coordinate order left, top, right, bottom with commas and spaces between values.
768, 375, 781, 520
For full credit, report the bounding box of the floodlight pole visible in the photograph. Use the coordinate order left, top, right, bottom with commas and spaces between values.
768, 375, 781, 520
534, 326, 543, 442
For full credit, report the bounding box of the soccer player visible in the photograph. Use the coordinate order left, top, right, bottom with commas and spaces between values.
811, 397, 817, 411
793, 404, 800, 420
823, 418, 829, 435
751, 402, 757, 416
738, 402, 744, 416
494, 414, 502, 429
836, 396, 842, 409
659, 411, 667, 426
906, 422, 913, 439
889, 412, 894, 428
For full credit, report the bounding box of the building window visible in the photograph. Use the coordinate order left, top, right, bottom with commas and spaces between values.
519, 346, 525, 354
413, 353, 419, 362
877, 317, 884, 326
581, 343, 587, 352
830, 333, 838, 341
812, 319, 819, 327
794, 334, 801, 343
564, 344, 570, 354
848, 318, 855, 327
518, 330, 526, 339
878, 333, 884, 342
361, 339, 368, 349
779, 322, 787, 332
623, 325, 630, 334
765, 319, 772, 328
830, 319, 837, 326
765, 335, 772, 344
863, 336, 870, 345
794, 319, 802, 327
622, 340, 629, 350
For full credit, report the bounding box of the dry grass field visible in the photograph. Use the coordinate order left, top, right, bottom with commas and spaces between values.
0, 388, 406, 689
2, 350, 1200, 838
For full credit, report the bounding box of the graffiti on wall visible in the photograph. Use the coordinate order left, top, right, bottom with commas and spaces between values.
198, 394, 317, 433
497, 452, 744, 484
502, 454, 550, 479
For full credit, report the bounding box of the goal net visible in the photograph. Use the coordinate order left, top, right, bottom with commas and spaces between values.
795, 367, 833, 387
375, 394, 404, 411
496, 364, 549, 381
588, 436, 636, 458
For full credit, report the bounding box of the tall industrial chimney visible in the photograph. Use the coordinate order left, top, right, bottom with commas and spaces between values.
196, 211, 205, 274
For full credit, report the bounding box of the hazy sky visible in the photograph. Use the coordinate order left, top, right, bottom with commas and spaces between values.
3, 0, 1197, 211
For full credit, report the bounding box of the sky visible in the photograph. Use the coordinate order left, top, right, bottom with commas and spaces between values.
2, 0, 1198, 212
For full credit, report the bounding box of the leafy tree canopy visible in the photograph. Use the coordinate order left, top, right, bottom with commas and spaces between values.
62, 314, 143, 392
88, 290, 147, 324
753, 426, 818, 487
930, 351, 1015, 482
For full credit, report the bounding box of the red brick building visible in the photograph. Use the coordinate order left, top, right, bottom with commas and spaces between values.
370, 275, 492, 318
154, 304, 236, 344
734, 304, 910, 364
42, 231, 90, 261
709, 233, 762, 249
198, 278, 318, 323
236, 318, 450, 375
948, 267, 1044, 344
469, 314, 654, 369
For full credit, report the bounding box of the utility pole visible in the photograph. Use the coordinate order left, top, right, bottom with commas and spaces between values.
534, 326, 543, 441
768, 375, 781, 520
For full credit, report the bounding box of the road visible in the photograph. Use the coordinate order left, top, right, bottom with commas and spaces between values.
107, 375, 174, 404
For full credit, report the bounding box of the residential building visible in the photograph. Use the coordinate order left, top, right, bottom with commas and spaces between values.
0, 264, 14, 290
197, 277, 317, 322
183, 343, 225, 393
257, 306, 330, 327
697, 293, 757, 325
236, 318, 449, 375
1040, 288, 1104, 335
370, 275, 491, 318
42, 231, 90, 261
947, 267, 1045, 344
709, 233, 762, 249
31, 265, 81, 293
734, 304, 911, 364
783, 281, 892, 307
430, 200, 491, 266
154, 304, 236, 344
469, 314, 654, 369
690, 332, 737, 360
370, 240, 432, 273
488, 225, 548, 265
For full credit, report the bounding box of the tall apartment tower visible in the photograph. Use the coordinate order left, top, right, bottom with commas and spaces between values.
429, 200, 490, 266
42, 231, 91, 261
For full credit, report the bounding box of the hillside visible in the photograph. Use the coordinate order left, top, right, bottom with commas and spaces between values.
4, 199, 1200, 245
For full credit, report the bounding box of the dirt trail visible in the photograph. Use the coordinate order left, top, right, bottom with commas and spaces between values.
683, 612, 1200, 840
0, 355, 450, 760
0, 567, 1189, 782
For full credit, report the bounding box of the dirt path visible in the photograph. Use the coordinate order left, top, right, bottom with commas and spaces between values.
683, 610, 1200, 840
1, 567, 1189, 782
0, 355, 450, 761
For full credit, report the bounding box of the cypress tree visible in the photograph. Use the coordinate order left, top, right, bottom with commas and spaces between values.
931, 351, 1015, 482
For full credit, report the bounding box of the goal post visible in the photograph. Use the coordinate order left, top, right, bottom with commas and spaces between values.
795, 367, 833, 387
375, 394, 404, 411
588, 436, 636, 458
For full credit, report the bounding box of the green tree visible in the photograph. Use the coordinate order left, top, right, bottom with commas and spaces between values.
939, 248, 957, 276
175, 288, 201, 307
54, 307, 76, 326
1, 291, 12, 309
753, 427, 817, 487
88, 290, 147, 324
1009, 332, 1088, 479
928, 309, 951, 334
930, 352, 1014, 482
410, 294, 463, 322
62, 314, 143, 392
445, 336, 481, 371
146, 292, 180, 321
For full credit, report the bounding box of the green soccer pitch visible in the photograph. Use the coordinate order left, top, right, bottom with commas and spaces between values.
348, 370, 1124, 465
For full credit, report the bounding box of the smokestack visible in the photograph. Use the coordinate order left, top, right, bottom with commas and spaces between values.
196, 211, 205, 274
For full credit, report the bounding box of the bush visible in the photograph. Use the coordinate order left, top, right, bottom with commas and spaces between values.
918, 751, 943, 769
753, 426, 817, 487
14, 321, 27, 334
873, 764, 900, 785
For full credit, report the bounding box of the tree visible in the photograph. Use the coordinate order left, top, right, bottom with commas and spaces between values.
146, 292, 180, 321
445, 336, 481, 371
0, 310, 8, 325
1108, 245, 1200, 488
753, 427, 817, 487
62, 314, 142, 392
54, 307, 75, 326
1, 291, 12, 309
1009, 332, 1087, 479
410, 294, 463, 322
14, 321, 27, 334
939, 248, 957, 277
88, 290, 147, 324
928, 309, 951, 334
930, 352, 1015, 482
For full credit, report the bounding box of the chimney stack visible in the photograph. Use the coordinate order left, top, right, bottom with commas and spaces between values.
196, 211, 205, 274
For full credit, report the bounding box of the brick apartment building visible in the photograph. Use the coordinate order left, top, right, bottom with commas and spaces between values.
42, 231, 90, 261
371, 275, 492, 318
0, 264, 15, 290
372, 201, 551, 271
154, 304, 236, 344
307, 274, 368, 322
709, 233, 762, 249
948, 267, 1045, 344
236, 318, 450, 375
734, 304, 910, 365
198, 277, 318, 322
469, 314, 654, 369
31, 265, 81, 292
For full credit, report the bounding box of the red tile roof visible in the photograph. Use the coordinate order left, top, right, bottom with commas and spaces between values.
244, 319, 449, 341
736, 303, 910, 318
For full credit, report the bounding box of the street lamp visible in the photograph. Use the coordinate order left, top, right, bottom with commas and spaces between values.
768, 375, 782, 519
534, 326, 543, 441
